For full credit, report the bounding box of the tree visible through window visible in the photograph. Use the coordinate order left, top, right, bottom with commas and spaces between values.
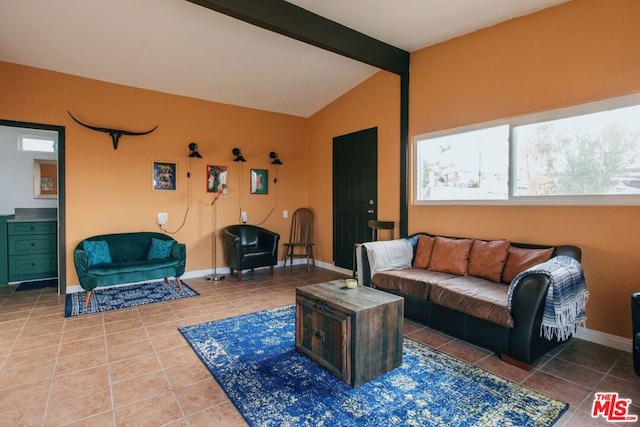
414, 99, 640, 204
514, 105, 640, 196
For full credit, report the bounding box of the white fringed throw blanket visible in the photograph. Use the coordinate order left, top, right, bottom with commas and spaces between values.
507, 255, 589, 341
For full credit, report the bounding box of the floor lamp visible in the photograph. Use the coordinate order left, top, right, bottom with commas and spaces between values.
206, 191, 226, 281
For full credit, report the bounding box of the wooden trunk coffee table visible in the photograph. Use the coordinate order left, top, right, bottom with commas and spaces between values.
295, 280, 403, 387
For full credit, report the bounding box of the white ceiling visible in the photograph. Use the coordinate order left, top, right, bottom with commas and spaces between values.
0, 0, 569, 117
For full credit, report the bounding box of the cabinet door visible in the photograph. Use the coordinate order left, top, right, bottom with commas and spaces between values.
8, 254, 57, 281
8, 222, 56, 235
295, 297, 351, 383
8, 234, 57, 255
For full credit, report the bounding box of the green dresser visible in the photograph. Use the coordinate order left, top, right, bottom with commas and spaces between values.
6, 220, 58, 283
0, 216, 8, 285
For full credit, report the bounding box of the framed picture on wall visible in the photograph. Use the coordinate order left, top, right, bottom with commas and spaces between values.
206, 165, 228, 193
153, 161, 176, 191
250, 169, 268, 194
34, 159, 58, 199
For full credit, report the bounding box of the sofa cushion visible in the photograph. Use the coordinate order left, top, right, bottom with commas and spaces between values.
428, 237, 474, 275
83, 240, 112, 266
430, 276, 514, 328
413, 235, 435, 268
148, 238, 174, 260
89, 259, 179, 276
468, 239, 510, 282
502, 246, 554, 283
373, 269, 457, 300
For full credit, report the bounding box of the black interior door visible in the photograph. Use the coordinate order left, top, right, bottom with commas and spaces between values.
333, 127, 377, 269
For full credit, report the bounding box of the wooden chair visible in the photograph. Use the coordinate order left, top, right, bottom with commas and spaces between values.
367, 220, 395, 241
283, 208, 315, 271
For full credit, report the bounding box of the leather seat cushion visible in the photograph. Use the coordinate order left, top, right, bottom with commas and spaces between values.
430, 276, 514, 328
373, 269, 456, 300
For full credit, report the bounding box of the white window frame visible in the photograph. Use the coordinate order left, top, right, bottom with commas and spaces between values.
413, 93, 640, 206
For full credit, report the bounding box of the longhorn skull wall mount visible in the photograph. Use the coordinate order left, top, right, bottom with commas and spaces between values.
67, 111, 158, 150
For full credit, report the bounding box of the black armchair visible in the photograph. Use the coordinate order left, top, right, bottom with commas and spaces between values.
222, 225, 280, 281
632, 292, 640, 376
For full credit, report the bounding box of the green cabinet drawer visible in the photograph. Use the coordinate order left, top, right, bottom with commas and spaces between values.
8, 234, 57, 255
8, 254, 57, 281
8, 221, 56, 235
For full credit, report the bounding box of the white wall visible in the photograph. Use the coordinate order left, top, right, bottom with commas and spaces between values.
0, 125, 58, 215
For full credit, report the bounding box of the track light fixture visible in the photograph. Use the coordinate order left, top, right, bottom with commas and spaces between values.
269, 151, 283, 165
232, 147, 246, 162
188, 142, 203, 158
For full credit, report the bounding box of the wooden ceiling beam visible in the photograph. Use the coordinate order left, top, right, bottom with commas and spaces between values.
185, 0, 409, 76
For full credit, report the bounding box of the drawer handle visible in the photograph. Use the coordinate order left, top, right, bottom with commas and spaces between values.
313, 329, 325, 342
31, 263, 36, 266
31, 243, 35, 247
30, 226, 35, 230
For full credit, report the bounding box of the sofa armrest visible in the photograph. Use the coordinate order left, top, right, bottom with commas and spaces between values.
170, 242, 186, 276
554, 245, 582, 262
221, 228, 242, 268
507, 272, 556, 364
356, 244, 374, 287
258, 230, 280, 256
73, 249, 98, 292
356, 239, 413, 286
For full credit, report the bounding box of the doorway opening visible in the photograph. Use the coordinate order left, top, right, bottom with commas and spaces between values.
0, 119, 66, 295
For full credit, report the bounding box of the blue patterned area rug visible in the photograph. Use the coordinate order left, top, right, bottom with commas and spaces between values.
65, 280, 199, 317
15, 278, 57, 292
179, 305, 568, 427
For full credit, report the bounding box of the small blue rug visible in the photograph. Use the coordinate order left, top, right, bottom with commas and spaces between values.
65, 280, 199, 317
179, 305, 568, 427
16, 278, 57, 292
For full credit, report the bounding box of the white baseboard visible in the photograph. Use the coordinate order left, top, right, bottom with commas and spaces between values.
576, 326, 632, 353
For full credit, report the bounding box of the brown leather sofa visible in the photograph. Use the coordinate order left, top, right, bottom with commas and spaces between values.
357, 232, 581, 369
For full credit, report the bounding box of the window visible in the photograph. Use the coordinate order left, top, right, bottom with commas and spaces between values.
513, 105, 640, 198
414, 95, 640, 205
19, 135, 56, 153
415, 125, 509, 201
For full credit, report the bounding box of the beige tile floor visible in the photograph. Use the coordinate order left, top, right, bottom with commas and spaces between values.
0, 266, 638, 426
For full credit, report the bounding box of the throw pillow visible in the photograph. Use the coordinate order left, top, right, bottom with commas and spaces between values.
148, 238, 174, 260
413, 235, 435, 268
501, 246, 554, 283
83, 240, 112, 266
468, 239, 511, 282
428, 237, 474, 276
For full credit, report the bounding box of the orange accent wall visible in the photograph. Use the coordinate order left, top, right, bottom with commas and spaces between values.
0, 61, 308, 282
309, 0, 640, 339
307, 71, 401, 262
406, 0, 640, 339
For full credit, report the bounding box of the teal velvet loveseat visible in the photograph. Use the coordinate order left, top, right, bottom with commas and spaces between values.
74, 232, 186, 306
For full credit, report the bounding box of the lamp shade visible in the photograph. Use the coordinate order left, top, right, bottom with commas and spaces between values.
269, 151, 283, 165
188, 142, 203, 158
232, 147, 246, 162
